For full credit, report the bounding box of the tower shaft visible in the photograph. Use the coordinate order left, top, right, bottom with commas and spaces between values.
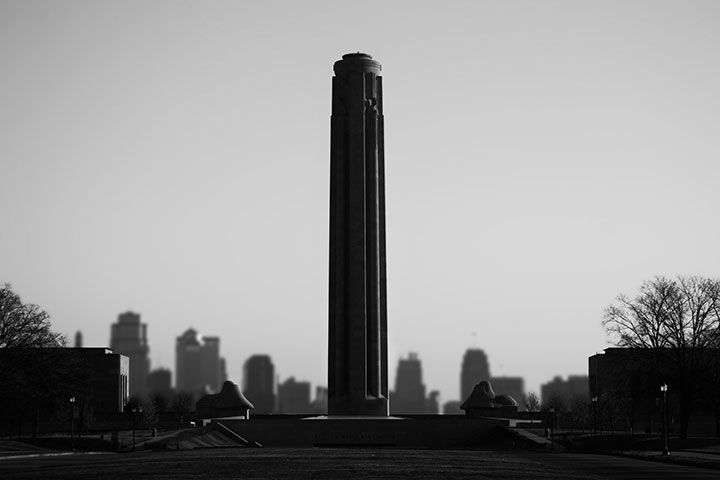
328, 53, 388, 416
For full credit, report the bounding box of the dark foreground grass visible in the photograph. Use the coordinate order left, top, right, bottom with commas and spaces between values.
0, 448, 600, 480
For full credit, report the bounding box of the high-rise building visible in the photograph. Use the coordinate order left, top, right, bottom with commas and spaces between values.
541, 375, 589, 407
443, 400, 462, 415
175, 328, 223, 395
243, 354, 275, 414
460, 349, 490, 403
74, 330, 83, 348
311, 386, 328, 414
426, 390, 440, 414
390, 353, 427, 414
147, 368, 173, 396
219, 357, 227, 385
200, 336, 222, 392
490, 376, 525, 411
110, 311, 150, 399
278, 377, 311, 414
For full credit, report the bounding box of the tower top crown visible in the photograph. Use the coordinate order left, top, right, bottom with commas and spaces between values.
343, 52, 372, 60
334, 52, 381, 76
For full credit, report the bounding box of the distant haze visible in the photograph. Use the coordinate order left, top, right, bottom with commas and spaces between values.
2, 1, 719, 403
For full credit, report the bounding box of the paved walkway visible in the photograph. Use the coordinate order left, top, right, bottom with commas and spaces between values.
613, 448, 720, 471
520, 451, 719, 480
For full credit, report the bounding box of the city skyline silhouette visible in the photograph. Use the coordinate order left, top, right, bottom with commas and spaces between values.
91, 310, 543, 409
2, 1, 720, 405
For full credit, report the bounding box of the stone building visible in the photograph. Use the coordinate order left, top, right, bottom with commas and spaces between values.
589, 347, 719, 435
0, 347, 128, 436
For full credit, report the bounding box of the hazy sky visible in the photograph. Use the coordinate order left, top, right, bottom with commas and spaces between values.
2, 0, 719, 404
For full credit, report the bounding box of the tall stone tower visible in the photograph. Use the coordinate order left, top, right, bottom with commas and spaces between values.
328, 53, 389, 416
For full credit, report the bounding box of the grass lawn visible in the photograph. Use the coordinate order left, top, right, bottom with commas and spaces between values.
0, 448, 601, 479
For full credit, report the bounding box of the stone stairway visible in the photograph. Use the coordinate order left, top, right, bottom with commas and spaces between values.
145, 425, 261, 450
506, 428, 556, 449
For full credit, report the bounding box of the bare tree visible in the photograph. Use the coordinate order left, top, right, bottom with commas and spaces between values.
150, 392, 171, 414
544, 394, 568, 430
142, 397, 159, 432
0, 284, 65, 348
569, 396, 591, 433
171, 392, 194, 414
603, 276, 720, 439
525, 391, 540, 422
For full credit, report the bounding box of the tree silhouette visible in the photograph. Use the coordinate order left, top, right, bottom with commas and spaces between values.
171, 392, 194, 414
524, 391, 539, 422
603, 276, 720, 439
0, 284, 64, 348
0, 285, 68, 437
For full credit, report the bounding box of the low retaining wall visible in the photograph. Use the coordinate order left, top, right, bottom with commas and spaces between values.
213, 416, 510, 448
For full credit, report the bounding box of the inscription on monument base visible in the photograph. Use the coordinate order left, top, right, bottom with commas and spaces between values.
313, 431, 397, 446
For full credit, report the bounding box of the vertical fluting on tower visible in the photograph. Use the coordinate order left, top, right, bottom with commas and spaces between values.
328, 53, 389, 416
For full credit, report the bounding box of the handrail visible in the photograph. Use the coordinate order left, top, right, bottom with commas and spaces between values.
215, 421, 256, 447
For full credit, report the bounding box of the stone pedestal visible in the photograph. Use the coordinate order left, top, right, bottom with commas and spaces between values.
328, 53, 389, 416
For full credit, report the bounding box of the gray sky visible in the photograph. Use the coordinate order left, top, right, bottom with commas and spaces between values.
2, 0, 719, 403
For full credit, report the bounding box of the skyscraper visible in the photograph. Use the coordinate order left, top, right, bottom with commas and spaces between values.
219, 357, 227, 386
426, 390, 440, 414
278, 377, 311, 414
110, 311, 150, 399
541, 375, 589, 406
243, 354, 276, 414
175, 328, 223, 395
328, 52, 389, 416
147, 368, 173, 396
460, 348, 490, 403
390, 353, 427, 414
200, 336, 222, 392
311, 386, 328, 414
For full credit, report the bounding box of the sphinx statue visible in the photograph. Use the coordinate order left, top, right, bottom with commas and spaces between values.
196, 380, 255, 419
460, 380, 518, 418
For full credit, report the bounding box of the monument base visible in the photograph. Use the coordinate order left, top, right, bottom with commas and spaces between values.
212, 415, 512, 448
328, 395, 389, 417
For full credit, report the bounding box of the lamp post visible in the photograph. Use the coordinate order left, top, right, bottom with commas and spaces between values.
69, 396, 76, 452
549, 407, 555, 451
660, 384, 669, 456
592, 396, 598, 444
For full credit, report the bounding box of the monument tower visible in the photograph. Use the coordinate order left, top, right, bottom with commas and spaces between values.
328, 53, 389, 416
